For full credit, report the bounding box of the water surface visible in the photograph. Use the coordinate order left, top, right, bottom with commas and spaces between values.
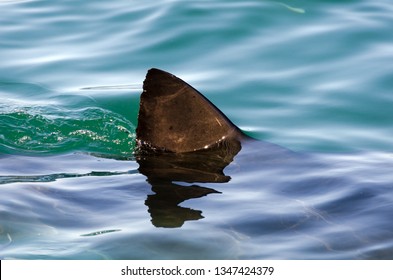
1, 0, 393, 259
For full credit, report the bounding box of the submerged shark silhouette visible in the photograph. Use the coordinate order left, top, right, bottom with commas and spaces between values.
135, 68, 299, 227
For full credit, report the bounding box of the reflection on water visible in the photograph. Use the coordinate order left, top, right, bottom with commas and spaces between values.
137, 137, 242, 228
145, 183, 219, 228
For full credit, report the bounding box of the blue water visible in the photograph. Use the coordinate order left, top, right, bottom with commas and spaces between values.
1, 0, 393, 259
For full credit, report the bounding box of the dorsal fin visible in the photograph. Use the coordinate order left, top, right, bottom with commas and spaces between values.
136, 68, 244, 153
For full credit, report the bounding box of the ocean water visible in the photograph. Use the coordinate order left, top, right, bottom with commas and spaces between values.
1, 0, 393, 259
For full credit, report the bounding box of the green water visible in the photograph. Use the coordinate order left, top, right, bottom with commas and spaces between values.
1, 82, 136, 155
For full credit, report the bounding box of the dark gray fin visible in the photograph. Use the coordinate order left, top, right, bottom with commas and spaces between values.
136, 68, 245, 153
